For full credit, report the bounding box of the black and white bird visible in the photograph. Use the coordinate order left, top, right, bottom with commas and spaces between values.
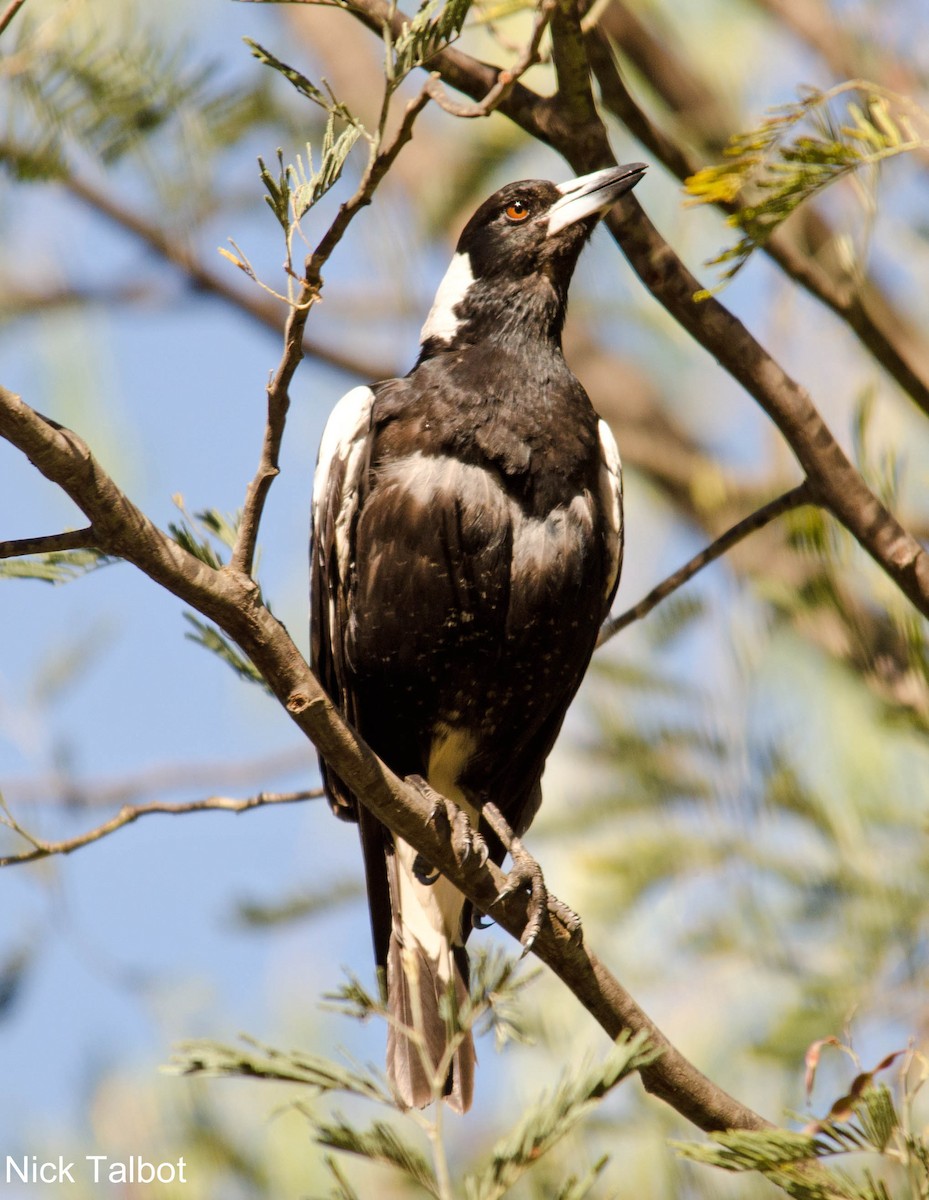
311, 162, 646, 1113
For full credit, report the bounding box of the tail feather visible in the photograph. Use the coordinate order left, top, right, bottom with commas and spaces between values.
386, 933, 475, 1112
385, 836, 475, 1112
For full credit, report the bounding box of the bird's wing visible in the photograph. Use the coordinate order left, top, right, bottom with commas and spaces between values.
311, 383, 377, 818
311, 384, 399, 988
597, 417, 624, 608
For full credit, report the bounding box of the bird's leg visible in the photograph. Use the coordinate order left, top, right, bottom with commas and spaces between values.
480, 801, 582, 954
405, 774, 489, 885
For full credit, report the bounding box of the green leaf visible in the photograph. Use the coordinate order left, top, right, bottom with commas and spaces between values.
165, 1035, 390, 1104
684, 83, 929, 291
245, 38, 358, 126
389, 0, 472, 84
182, 614, 269, 691
464, 1031, 658, 1200
0, 548, 112, 584
314, 1117, 440, 1199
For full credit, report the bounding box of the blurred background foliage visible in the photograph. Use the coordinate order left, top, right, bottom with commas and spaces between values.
1, 0, 929, 1195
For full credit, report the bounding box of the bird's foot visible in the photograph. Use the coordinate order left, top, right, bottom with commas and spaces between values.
481, 800, 582, 954
405, 774, 489, 886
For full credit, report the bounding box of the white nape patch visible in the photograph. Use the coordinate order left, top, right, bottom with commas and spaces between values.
548, 167, 630, 236
313, 385, 375, 576
419, 252, 475, 346
597, 418, 624, 598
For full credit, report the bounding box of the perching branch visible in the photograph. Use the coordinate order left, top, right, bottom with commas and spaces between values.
0, 380, 768, 1136
0, 786, 323, 868
598, 483, 813, 646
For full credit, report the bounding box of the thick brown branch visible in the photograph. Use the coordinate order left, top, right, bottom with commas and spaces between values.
0, 382, 767, 1135
0, 788, 323, 868
598, 483, 813, 645
0, 526, 97, 558
598, 194, 929, 619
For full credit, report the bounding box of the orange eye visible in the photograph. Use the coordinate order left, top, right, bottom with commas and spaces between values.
504, 199, 531, 222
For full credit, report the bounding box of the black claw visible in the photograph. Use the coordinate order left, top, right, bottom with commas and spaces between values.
412, 852, 440, 885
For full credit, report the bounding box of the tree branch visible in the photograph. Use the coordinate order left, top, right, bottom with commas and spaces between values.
423, 0, 555, 119
0, 787, 323, 868
0, 142, 392, 383
0, 526, 97, 558
598, 483, 813, 646
586, 26, 929, 421
0, 0, 27, 39
0, 381, 768, 1135
4, 746, 312, 808
230, 85, 432, 576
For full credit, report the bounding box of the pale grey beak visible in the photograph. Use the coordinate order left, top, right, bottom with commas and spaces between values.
547, 163, 647, 235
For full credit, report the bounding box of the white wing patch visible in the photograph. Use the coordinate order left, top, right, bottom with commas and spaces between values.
419, 252, 475, 346
597, 418, 624, 599
313, 385, 375, 578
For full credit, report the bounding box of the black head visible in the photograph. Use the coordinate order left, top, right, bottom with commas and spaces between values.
419, 163, 646, 357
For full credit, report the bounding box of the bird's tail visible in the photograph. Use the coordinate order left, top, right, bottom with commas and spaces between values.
385, 839, 476, 1112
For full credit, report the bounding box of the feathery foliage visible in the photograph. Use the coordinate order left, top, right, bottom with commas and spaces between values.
0, 547, 111, 584
677, 1047, 929, 1200
167, 961, 654, 1198
685, 83, 929, 293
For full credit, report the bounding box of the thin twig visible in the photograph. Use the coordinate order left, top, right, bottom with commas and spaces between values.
0, 526, 97, 558
0, 142, 392, 382
0, 787, 323, 868
5, 745, 312, 808
424, 0, 556, 118
0, 0, 27, 38
231, 84, 433, 576
598, 483, 813, 646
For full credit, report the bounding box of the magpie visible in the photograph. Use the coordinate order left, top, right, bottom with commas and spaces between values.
311, 161, 646, 1113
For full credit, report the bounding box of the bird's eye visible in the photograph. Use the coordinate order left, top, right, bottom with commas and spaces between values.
504, 199, 531, 223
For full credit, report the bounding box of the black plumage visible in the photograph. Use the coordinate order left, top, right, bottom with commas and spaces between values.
311, 162, 646, 1112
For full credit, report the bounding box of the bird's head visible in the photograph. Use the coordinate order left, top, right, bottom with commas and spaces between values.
418, 162, 646, 357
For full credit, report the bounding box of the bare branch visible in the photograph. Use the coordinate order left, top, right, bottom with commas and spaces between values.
5, 746, 312, 808
424, 0, 556, 118
0, 381, 768, 1135
231, 84, 433, 576
598, 483, 813, 646
0, 0, 27, 39
0, 527, 97, 558
0, 787, 323, 868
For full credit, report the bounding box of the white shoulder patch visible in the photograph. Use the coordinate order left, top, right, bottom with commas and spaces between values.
597, 418, 624, 599
313, 385, 375, 576
419, 252, 474, 346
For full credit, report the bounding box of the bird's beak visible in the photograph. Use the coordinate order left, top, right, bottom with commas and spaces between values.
547, 163, 647, 235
